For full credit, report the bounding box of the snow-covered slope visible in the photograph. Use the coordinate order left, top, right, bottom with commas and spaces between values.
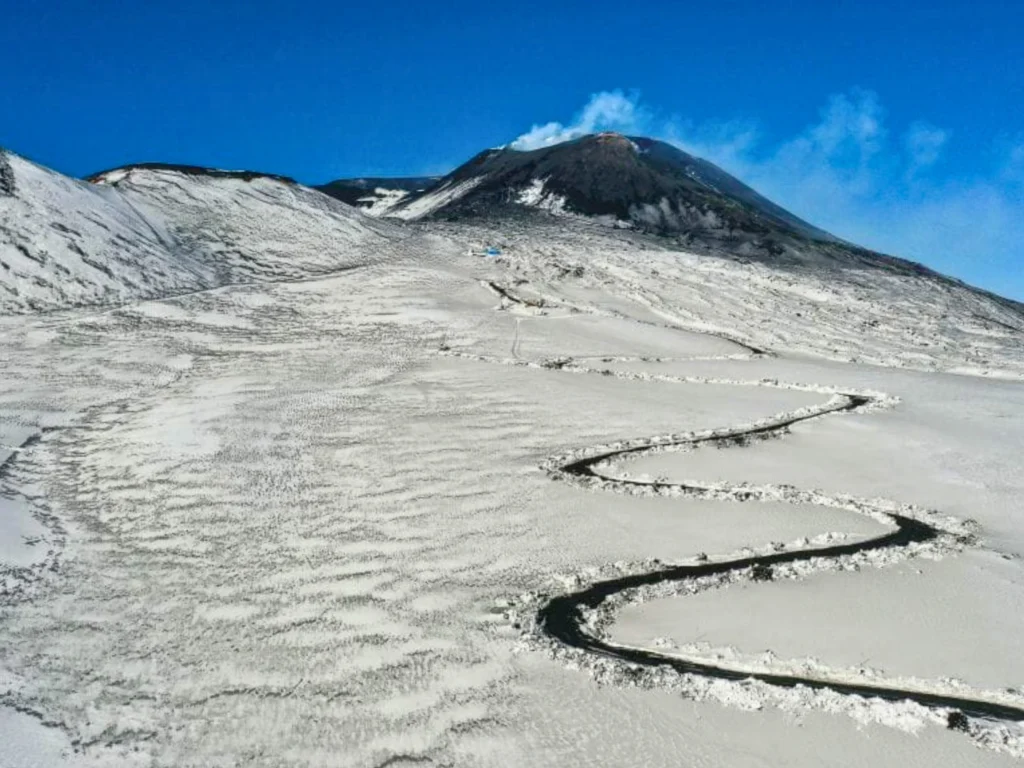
4, 140, 1024, 768
91, 164, 399, 281
422, 215, 1024, 379
0, 150, 212, 312
0, 151, 399, 314
3, 220, 1024, 766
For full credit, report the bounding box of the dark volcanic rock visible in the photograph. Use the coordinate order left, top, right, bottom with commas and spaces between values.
0, 149, 14, 196
392, 133, 833, 242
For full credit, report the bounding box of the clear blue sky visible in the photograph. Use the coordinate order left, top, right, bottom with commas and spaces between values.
3, 0, 1022, 298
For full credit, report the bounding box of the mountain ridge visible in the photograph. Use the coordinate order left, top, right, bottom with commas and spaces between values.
10, 140, 1022, 313
87, 161, 298, 186
2, 144, 1023, 377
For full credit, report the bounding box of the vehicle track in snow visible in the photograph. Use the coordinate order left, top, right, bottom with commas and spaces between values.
540, 395, 1024, 723
473, 281, 1024, 756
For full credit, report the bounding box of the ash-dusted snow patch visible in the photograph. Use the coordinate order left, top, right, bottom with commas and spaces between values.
390, 177, 484, 220
516, 179, 568, 214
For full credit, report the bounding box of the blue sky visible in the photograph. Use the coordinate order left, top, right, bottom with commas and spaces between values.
2, 0, 1022, 299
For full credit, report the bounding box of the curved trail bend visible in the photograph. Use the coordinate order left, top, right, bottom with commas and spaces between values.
470, 282, 1024, 756
543, 394, 1024, 724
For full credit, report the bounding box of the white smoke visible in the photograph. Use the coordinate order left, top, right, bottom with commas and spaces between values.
904, 121, 950, 175
510, 90, 647, 151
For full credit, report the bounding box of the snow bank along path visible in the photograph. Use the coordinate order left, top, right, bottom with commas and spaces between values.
463, 282, 1024, 758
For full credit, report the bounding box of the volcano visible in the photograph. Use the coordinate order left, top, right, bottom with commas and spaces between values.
383, 133, 832, 242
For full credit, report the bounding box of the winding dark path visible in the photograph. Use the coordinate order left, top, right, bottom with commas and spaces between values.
539, 395, 1024, 726
535, 384, 1024, 730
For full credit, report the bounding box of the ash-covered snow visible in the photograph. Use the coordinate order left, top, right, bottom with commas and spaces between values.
388, 177, 484, 220
1, 152, 1024, 767
355, 187, 411, 216
515, 178, 569, 214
